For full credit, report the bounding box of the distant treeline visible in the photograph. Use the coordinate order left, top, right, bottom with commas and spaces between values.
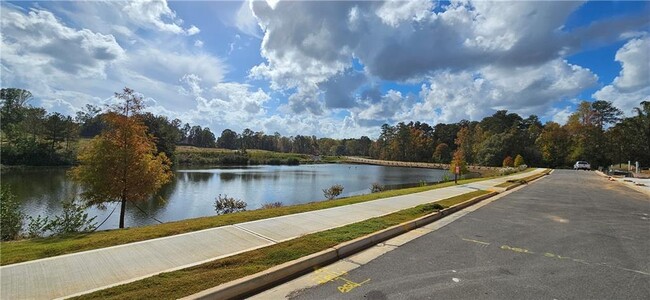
2, 88, 648, 169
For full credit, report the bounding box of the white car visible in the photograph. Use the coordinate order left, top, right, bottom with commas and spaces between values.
574, 161, 591, 170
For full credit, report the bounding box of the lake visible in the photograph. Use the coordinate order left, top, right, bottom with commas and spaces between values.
2, 164, 452, 230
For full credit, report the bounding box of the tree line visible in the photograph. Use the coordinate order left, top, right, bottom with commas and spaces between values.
2, 87, 649, 169
371, 101, 649, 170
1, 88, 218, 165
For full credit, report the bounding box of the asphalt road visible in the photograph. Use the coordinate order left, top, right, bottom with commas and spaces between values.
289, 170, 650, 300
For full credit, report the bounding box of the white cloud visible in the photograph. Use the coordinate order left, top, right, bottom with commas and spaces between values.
194, 40, 204, 47
122, 0, 185, 34
246, 0, 644, 118
612, 37, 650, 90
549, 105, 575, 125
410, 59, 597, 124
187, 25, 200, 36
0, 3, 226, 125
1, 8, 124, 79
375, 0, 434, 27
235, 0, 262, 38
593, 37, 650, 114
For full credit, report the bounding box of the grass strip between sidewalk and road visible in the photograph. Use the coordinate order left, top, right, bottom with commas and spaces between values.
72, 190, 489, 300
495, 169, 551, 188
0, 171, 529, 266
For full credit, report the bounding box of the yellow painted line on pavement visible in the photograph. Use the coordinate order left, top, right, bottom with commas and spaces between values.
460, 238, 649, 276
312, 267, 371, 294
462, 238, 491, 245
500, 245, 534, 254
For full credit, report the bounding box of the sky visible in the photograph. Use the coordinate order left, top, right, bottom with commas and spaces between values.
1, 0, 649, 138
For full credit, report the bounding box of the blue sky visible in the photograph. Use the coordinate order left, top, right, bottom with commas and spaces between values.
1, 1, 649, 138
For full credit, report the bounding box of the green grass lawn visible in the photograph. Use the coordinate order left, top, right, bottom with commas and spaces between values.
0, 174, 505, 266
73, 190, 489, 300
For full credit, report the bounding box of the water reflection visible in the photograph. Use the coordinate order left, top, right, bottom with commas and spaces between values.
2, 164, 451, 230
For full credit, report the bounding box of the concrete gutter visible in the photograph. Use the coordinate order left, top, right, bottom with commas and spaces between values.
182, 192, 499, 300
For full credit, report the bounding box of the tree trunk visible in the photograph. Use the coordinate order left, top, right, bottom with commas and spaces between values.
119, 196, 127, 229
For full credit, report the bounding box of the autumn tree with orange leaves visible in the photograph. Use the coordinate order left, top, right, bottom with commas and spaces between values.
71, 88, 172, 228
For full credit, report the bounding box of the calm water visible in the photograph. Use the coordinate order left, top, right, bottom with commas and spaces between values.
2, 164, 451, 230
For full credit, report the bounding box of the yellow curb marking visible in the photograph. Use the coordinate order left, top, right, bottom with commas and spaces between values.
313, 267, 371, 293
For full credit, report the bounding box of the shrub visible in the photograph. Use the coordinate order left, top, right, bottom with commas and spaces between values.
499, 167, 517, 176
214, 194, 247, 214
370, 183, 385, 193
0, 188, 24, 241
430, 203, 445, 210
261, 202, 283, 209
514, 154, 525, 167
441, 173, 451, 182
286, 158, 300, 165
503, 156, 514, 167
323, 184, 344, 200
267, 159, 282, 165
26, 215, 50, 238
220, 154, 249, 165
48, 200, 97, 235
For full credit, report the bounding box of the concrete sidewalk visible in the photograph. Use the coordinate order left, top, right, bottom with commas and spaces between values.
0, 169, 547, 299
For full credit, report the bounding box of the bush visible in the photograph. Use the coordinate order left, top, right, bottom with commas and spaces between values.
26, 215, 49, 238
0, 188, 24, 241
286, 158, 300, 165
48, 200, 97, 235
499, 167, 517, 176
503, 156, 514, 167
441, 173, 451, 182
431, 203, 445, 210
323, 184, 344, 200
514, 154, 525, 167
214, 194, 247, 214
267, 158, 282, 165
220, 154, 249, 165
370, 183, 385, 193
261, 202, 283, 209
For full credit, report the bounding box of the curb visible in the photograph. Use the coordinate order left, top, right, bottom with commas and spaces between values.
182, 192, 499, 300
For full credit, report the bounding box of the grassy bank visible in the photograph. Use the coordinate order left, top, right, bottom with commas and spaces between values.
175, 146, 328, 166
73, 190, 489, 300
0, 174, 505, 266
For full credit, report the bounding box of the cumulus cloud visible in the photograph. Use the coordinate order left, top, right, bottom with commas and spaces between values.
247, 0, 644, 117
122, 0, 187, 34
186, 25, 200, 36
355, 90, 417, 127
235, 0, 262, 38
376, 0, 434, 27
407, 59, 598, 124
0, 2, 225, 124
1, 8, 124, 78
593, 37, 650, 114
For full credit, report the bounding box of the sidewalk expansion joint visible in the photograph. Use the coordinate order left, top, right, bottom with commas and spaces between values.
233, 225, 279, 244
